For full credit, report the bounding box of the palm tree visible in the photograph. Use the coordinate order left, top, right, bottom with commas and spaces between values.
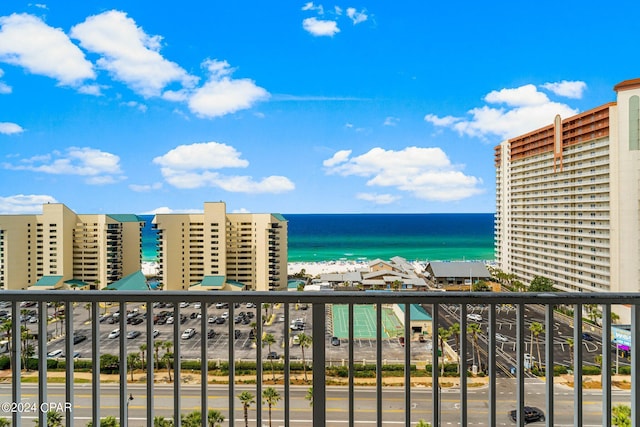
238, 391, 255, 427
85, 302, 92, 321
437, 327, 452, 376
391, 280, 402, 291
0, 319, 11, 354
139, 344, 147, 372
297, 332, 312, 381
448, 322, 461, 373
127, 353, 141, 382
162, 341, 173, 382
263, 333, 277, 380
529, 322, 544, 371
207, 409, 225, 427
566, 338, 574, 368
34, 410, 63, 427
0, 417, 10, 427
153, 416, 174, 427
86, 415, 119, 427
262, 387, 281, 427
416, 420, 432, 427
467, 323, 482, 372
305, 387, 313, 406
154, 340, 163, 367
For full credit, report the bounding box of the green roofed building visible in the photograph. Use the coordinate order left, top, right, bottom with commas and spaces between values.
105, 271, 149, 291
0, 203, 144, 290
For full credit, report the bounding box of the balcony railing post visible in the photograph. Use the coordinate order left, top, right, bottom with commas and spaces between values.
516, 303, 524, 427
376, 302, 382, 427
574, 304, 583, 426
632, 304, 640, 427
37, 301, 47, 427
91, 301, 100, 427
312, 301, 326, 427
64, 301, 74, 427
120, 301, 128, 427
602, 304, 611, 427
11, 301, 21, 427
545, 303, 555, 425
432, 304, 439, 427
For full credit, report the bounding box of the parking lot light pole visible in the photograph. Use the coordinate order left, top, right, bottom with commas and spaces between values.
126, 393, 133, 427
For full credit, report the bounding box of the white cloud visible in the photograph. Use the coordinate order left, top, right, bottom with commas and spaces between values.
0, 13, 95, 87
0, 194, 57, 214
302, 2, 324, 14
129, 182, 162, 192
188, 59, 269, 118
31, 4, 48, 10
121, 100, 147, 112
425, 83, 580, 140
0, 68, 10, 94
335, 6, 343, 15
153, 141, 295, 194
3, 146, 124, 184
303, 17, 340, 36
0, 122, 23, 134
70, 10, 196, 98
383, 116, 399, 126
324, 146, 483, 202
323, 149, 352, 167
143, 206, 203, 215
541, 80, 587, 99
356, 192, 400, 204
346, 8, 368, 24
232, 207, 250, 213
153, 141, 250, 170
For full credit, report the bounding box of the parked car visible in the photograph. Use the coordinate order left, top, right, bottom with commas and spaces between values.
130, 317, 144, 325
127, 331, 141, 339
331, 336, 340, 346
467, 313, 482, 322
153, 330, 160, 338
108, 329, 120, 339
234, 330, 241, 339
207, 329, 216, 339
582, 332, 594, 341
193, 302, 201, 309
495, 333, 509, 343
509, 406, 545, 423
221, 312, 229, 320
215, 317, 226, 324
73, 334, 87, 344
179, 302, 190, 308
208, 316, 218, 324
266, 351, 279, 360
181, 328, 196, 339
47, 349, 63, 358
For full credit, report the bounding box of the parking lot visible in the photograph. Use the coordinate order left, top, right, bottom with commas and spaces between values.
2, 300, 430, 364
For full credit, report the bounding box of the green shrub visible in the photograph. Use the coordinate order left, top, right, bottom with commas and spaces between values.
0, 355, 10, 370
554, 365, 568, 375
582, 365, 601, 375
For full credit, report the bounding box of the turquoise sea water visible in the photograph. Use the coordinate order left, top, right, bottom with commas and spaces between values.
140, 213, 495, 263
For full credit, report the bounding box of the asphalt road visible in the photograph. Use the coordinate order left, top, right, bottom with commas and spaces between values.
0, 380, 632, 426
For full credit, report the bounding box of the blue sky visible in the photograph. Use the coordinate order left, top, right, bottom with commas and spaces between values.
0, 1, 638, 215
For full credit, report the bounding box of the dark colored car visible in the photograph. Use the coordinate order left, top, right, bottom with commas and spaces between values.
331, 336, 340, 346
509, 406, 545, 423
266, 351, 279, 360
582, 332, 594, 341
234, 330, 241, 339
130, 317, 144, 325
73, 334, 87, 344
207, 329, 216, 339
215, 317, 226, 324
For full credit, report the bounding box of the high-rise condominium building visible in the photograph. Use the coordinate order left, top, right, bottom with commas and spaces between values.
0, 203, 144, 290
152, 202, 287, 291
495, 78, 640, 294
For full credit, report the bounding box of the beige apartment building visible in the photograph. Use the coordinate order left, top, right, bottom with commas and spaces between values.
0, 203, 144, 290
152, 202, 287, 291
495, 78, 640, 295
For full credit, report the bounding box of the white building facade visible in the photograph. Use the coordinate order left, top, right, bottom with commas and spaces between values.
495, 78, 640, 294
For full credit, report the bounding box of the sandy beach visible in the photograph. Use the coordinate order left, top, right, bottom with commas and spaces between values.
287, 260, 369, 277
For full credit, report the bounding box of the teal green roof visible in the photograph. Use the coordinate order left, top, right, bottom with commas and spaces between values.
226, 280, 245, 288
105, 271, 149, 291
272, 213, 287, 222
107, 214, 143, 223
200, 275, 225, 288
33, 275, 63, 287
398, 304, 432, 321
64, 279, 88, 288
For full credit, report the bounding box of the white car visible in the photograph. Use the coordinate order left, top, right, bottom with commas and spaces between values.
181, 328, 196, 339
193, 302, 201, 309
108, 329, 120, 339
47, 349, 63, 358
467, 313, 482, 322
153, 329, 160, 338
495, 333, 509, 342
166, 316, 174, 324
179, 302, 189, 308
221, 312, 229, 320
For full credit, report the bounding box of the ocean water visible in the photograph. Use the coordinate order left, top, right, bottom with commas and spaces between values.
140, 213, 495, 263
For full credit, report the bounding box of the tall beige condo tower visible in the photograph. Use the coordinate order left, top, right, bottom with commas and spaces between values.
153, 202, 288, 291
0, 203, 144, 290
495, 78, 640, 294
